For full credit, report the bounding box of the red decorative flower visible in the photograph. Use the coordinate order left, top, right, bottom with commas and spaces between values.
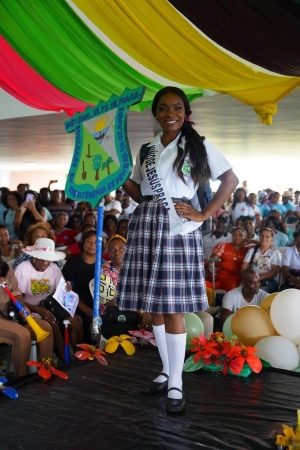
190, 333, 219, 364
74, 344, 108, 365
227, 345, 262, 374
26, 358, 69, 380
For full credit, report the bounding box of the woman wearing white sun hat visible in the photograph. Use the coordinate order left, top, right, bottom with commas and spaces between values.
15, 238, 83, 362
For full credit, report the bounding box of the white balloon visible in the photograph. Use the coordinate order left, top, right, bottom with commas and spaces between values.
255, 336, 299, 370
270, 289, 300, 345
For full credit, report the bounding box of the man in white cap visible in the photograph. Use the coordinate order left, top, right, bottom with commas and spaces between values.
282, 191, 295, 212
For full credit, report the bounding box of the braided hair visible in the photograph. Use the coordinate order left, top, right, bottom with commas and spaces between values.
151, 87, 211, 187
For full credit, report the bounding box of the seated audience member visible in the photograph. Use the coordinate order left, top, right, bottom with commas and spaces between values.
104, 193, 122, 219
14, 190, 47, 240
16, 183, 29, 197
15, 238, 83, 362
47, 189, 74, 218
292, 190, 300, 206
39, 187, 52, 209
274, 210, 298, 245
52, 212, 79, 247
257, 191, 268, 216
62, 230, 97, 343
82, 212, 97, 228
0, 191, 23, 239
63, 224, 95, 260
248, 193, 260, 219
103, 214, 118, 239
115, 188, 124, 204
261, 191, 287, 217
227, 188, 253, 225
241, 227, 281, 293
0, 187, 9, 223
116, 219, 129, 240
203, 216, 232, 260
100, 234, 152, 339
76, 201, 93, 218
281, 191, 296, 212
118, 192, 137, 221
73, 213, 97, 244
0, 226, 23, 263
0, 249, 53, 378
265, 215, 289, 248
235, 216, 245, 228
206, 227, 249, 292
280, 229, 300, 291
219, 269, 268, 329
67, 213, 82, 232
242, 216, 259, 242
13, 222, 56, 270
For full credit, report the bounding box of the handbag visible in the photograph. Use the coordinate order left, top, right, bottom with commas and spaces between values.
101, 306, 140, 340
40, 295, 70, 322
280, 269, 300, 290
0, 300, 27, 326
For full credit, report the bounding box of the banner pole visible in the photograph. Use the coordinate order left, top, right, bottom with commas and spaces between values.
91, 198, 104, 345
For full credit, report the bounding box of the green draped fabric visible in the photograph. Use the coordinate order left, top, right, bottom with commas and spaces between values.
0, 0, 203, 111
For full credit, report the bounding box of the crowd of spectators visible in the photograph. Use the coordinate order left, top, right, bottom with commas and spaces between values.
0, 180, 300, 379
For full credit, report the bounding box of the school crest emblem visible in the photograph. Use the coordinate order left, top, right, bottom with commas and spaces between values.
64, 86, 145, 207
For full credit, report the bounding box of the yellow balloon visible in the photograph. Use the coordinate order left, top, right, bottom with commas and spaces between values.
260, 293, 279, 315
231, 306, 275, 347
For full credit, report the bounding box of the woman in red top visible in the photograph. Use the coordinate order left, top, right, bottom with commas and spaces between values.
206, 226, 249, 292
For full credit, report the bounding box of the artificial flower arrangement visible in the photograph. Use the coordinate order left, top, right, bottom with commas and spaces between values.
103, 329, 157, 355
183, 332, 262, 377
74, 344, 108, 364
276, 410, 300, 450
27, 357, 69, 380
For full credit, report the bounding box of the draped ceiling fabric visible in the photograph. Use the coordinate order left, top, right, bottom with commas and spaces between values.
0, 36, 91, 116
169, 0, 300, 77
0, 0, 299, 124
71, 0, 300, 124
0, 0, 203, 112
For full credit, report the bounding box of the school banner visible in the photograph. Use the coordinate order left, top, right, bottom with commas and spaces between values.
64, 86, 145, 206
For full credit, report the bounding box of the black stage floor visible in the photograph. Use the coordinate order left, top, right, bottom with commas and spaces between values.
0, 345, 298, 450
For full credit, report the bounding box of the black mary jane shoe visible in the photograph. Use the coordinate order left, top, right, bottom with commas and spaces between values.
166, 387, 186, 413
142, 373, 169, 394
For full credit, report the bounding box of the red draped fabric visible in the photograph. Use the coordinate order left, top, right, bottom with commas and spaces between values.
0, 36, 91, 116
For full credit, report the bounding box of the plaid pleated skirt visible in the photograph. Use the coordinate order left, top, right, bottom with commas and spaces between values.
114, 201, 208, 314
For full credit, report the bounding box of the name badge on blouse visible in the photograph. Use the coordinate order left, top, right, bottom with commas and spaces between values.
182, 160, 191, 175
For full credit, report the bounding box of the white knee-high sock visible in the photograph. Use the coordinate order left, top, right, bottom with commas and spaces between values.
166, 332, 187, 399
152, 324, 169, 383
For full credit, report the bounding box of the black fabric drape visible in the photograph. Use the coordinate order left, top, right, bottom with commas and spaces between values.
169, 0, 300, 77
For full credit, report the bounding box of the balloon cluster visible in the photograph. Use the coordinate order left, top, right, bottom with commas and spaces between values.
222, 289, 300, 371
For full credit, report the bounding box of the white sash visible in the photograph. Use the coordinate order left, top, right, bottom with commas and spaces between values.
144, 145, 185, 236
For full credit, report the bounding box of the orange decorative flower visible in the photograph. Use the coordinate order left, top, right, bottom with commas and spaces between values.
27, 358, 69, 380
105, 335, 135, 355
75, 344, 108, 365
190, 333, 219, 364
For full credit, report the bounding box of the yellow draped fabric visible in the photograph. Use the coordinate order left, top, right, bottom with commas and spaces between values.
73, 0, 300, 123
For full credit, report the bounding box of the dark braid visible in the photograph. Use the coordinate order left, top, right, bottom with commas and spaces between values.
176, 121, 210, 187
152, 86, 211, 187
